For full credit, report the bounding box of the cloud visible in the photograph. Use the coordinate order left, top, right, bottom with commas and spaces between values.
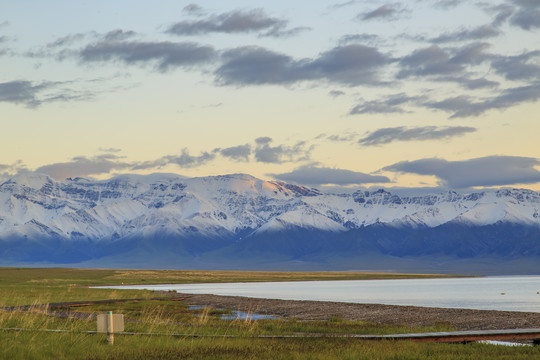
510, 0, 540, 30
349, 93, 425, 115
0, 80, 49, 107
439, 76, 499, 90
329, 1, 359, 10
398, 43, 490, 79
219, 144, 251, 161
425, 83, 540, 118
215, 43, 389, 86
262, 26, 311, 39
162, 149, 215, 167
491, 50, 540, 81
79, 36, 216, 72
0, 160, 27, 181
432, 0, 465, 9
183, 4, 204, 15
271, 165, 390, 186
166, 8, 293, 38
431, 25, 501, 43
46, 33, 88, 48
358, 126, 476, 146
328, 90, 346, 97
488, 4, 515, 26
358, 4, 406, 21
98, 147, 122, 153
254, 137, 312, 164
339, 33, 381, 46
35, 154, 132, 180
0, 80, 92, 108
383, 156, 540, 188
324, 132, 358, 142
134, 149, 216, 170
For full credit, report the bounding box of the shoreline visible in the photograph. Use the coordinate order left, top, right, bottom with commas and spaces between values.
175, 292, 540, 331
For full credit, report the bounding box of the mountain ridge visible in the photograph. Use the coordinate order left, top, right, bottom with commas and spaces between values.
1, 172, 539, 273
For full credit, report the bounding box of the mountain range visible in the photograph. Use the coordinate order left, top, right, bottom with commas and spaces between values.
1, 172, 539, 274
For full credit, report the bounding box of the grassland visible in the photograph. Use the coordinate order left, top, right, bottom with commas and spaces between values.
1, 267, 538, 359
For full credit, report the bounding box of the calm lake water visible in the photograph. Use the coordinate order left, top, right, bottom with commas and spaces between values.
100, 276, 540, 313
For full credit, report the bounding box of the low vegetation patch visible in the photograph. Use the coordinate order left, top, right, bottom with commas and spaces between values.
0, 267, 535, 359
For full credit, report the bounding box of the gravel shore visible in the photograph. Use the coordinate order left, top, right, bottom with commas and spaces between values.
177, 293, 540, 331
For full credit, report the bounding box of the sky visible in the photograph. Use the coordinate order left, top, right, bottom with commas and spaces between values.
1, 0, 540, 193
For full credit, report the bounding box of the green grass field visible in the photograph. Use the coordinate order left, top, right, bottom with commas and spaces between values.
1, 268, 538, 359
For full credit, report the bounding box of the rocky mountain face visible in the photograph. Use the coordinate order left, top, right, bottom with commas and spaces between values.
1, 173, 539, 273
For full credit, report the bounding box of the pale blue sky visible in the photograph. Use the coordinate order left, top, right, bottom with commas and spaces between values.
1, 0, 540, 191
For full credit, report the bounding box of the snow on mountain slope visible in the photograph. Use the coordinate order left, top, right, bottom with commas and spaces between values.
0, 173, 539, 243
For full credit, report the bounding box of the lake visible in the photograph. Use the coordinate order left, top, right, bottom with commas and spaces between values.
99, 276, 540, 313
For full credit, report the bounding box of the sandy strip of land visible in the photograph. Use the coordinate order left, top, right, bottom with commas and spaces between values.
176, 293, 540, 331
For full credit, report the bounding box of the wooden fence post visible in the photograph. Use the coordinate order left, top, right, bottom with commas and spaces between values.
107, 311, 114, 345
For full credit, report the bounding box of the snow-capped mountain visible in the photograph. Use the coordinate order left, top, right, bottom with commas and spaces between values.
1, 172, 539, 273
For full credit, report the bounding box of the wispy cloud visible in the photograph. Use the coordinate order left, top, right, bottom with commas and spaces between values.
0, 80, 93, 107
358, 4, 407, 21
349, 93, 425, 115
166, 8, 307, 38
425, 83, 540, 118
431, 25, 501, 43
358, 126, 476, 146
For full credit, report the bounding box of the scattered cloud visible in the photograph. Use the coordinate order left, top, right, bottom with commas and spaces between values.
215, 43, 389, 86
431, 24, 500, 43
219, 144, 251, 161
162, 149, 215, 168
79, 33, 216, 72
509, 0, 540, 30
358, 126, 476, 146
98, 147, 122, 153
0, 80, 92, 108
182, 4, 205, 16
431, 0, 466, 9
349, 93, 425, 115
398, 42, 490, 79
383, 155, 540, 188
35, 154, 132, 180
358, 4, 406, 21
271, 164, 390, 186
491, 50, 540, 81
329, 1, 360, 10
437, 76, 500, 90
254, 137, 312, 164
0, 80, 49, 107
339, 33, 381, 46
166, 8, 299, 38
329, 90, 346, 97
46, 33, 88, 49
426, 82, 540, 118
324, 132, 358, 142
487, 4, 515, 27
135, 149, 216, 170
